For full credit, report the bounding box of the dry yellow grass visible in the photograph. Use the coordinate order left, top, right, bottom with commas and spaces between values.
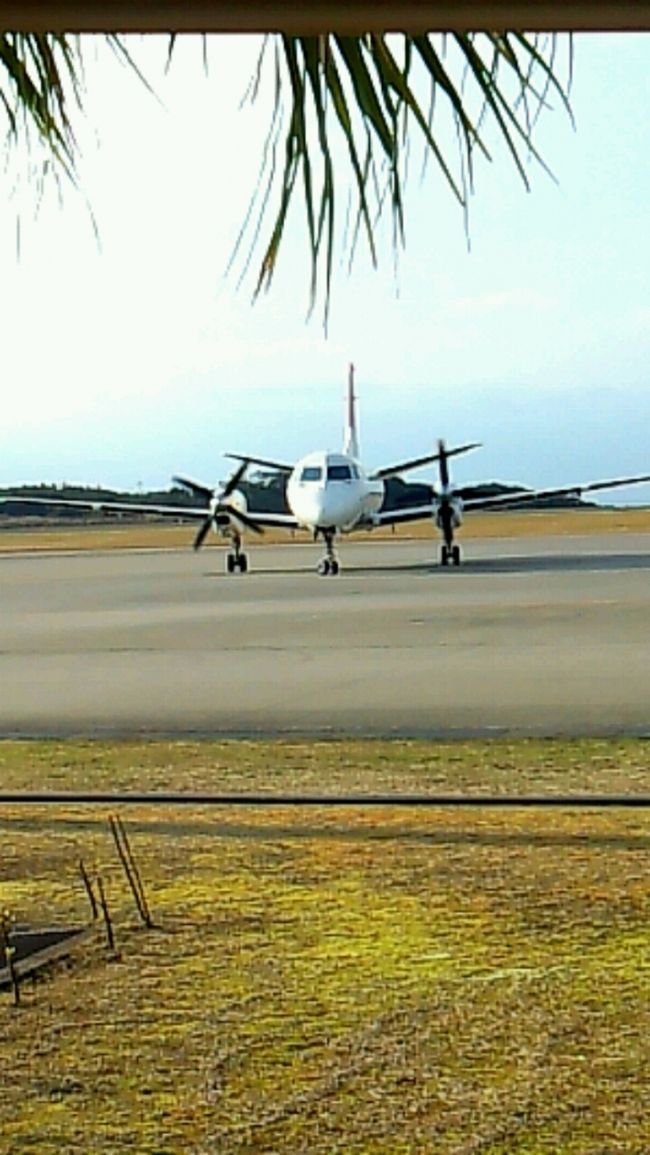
1, 506, 649, 553
1, 738, 649, 1154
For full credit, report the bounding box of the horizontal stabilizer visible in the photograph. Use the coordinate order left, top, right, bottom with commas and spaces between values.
225, 453, 294, 475
172, 475, 214, 501
372, 442, 481, 481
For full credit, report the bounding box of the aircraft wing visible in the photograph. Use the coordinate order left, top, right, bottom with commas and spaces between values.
371, 442, 480, 481
237, 510, 299, 528
376, 503, 434, 526
0, 493, 300, 529
0, 494, 210, 519
463, 473, 650, 511
225, 453, 294, 475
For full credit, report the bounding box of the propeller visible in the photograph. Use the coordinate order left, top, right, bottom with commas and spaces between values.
433, 439, 467, 548
174, 461, 264, 550
193, 516, 214, 551
438, 439, 450, 491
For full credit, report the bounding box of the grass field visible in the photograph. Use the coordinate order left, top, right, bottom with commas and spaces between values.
1, 506, 650, 552
1, 738, 649, 1153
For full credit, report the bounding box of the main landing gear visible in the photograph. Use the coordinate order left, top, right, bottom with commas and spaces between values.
225, 534, 248, 575
440, 542, 461, 567
317, 529, 340, 576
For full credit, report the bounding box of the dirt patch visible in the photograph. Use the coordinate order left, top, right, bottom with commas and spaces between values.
1, 506, 649, 552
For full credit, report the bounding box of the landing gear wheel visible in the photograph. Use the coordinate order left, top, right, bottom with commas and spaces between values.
226, 549, 248, 574
440, 545, 449, 567
452, 545, 461, 567
317, 558, 331, 576
330, 559, 340, 576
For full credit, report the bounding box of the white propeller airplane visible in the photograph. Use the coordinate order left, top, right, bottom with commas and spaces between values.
3, 365, 650, 575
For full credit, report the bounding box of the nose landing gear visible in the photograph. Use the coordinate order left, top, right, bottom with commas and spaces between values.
443, 540, 461, 563
317, 529, 340, 576
317, 557, 340, 576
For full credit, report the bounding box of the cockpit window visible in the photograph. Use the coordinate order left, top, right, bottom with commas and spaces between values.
327, 464, 352, 481
300, 466, 322, 482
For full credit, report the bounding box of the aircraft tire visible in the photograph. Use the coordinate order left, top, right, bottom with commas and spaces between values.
317, 559, 331, 576
452, 545, 461, 566
239, 554, 248, 574
226, 553, 236, 574
440, 546, 449, 567
330, 559, 340, 575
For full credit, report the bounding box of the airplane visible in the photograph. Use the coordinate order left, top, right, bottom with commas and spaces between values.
3, 364, 650, 575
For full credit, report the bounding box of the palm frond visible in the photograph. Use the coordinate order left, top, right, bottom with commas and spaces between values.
242, 32, 573, 325
0, 33, 148, 195
0, 33, 81, 177
1, 32, 573, 327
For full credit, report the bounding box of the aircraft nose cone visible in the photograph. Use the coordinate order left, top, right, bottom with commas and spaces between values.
291, 488, 337, 527
312, 488, 357, 527
305, 489, 331, 526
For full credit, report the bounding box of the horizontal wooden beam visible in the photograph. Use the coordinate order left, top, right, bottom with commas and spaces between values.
2, 1, 650, 34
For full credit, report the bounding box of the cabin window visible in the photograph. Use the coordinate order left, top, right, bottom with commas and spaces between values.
300, 466, 322, 482
327, 464, 352, 481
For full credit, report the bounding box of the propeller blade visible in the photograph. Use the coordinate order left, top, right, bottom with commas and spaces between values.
221, 459, 249, 498
221, 504, 265, 535
438, 439, 450, 490
193, 517, 213, 551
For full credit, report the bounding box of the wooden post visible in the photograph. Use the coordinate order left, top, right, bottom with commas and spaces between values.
1, 913, 20, 1006
108, 815, 153, 928
96, 874, 115, 953
79, 859, 98, 920
4, 945, 20, 1006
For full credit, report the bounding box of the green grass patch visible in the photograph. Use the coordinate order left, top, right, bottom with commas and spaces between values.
1, 738, 649, 1153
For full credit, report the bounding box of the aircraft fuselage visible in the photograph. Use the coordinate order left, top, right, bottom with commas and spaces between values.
286, 450, 384, 533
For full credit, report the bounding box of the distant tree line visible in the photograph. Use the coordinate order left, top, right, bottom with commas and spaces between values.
0, 476, 590, 522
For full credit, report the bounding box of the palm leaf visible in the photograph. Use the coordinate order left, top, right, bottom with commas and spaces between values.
1, 32, 572, 325
242, 31, 572, 324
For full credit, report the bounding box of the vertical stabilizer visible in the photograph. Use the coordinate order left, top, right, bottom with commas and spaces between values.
343, 363, 360, 459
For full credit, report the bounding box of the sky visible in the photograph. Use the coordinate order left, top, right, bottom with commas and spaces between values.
2, 32, 650, 502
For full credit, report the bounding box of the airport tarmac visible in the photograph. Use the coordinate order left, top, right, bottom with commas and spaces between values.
1, 532, 649, 738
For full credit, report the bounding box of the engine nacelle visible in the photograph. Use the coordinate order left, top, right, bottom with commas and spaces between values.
228, 489, 249, 520
212, 489, 249, 535
433, 495, 464, 530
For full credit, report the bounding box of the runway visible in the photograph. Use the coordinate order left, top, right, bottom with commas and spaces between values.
1, 533, 649, 738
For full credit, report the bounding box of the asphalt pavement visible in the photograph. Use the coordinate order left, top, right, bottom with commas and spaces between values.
1, 533, 649, 738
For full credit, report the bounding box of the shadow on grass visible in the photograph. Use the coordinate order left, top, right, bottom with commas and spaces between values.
3, 814, 649, 851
